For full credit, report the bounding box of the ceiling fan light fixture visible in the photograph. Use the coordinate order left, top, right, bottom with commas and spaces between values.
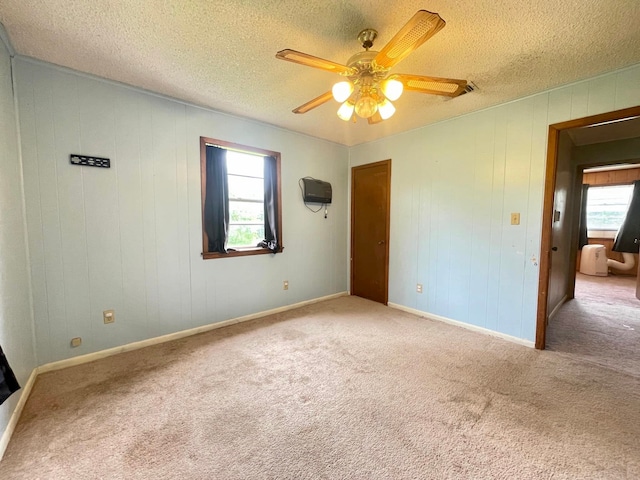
277, 10, 470, 125
337, 101, 355, 121
378, 99, 396, 120
332, 81, 354, 103
355, 95, 378, 119
382, 78, 403, 101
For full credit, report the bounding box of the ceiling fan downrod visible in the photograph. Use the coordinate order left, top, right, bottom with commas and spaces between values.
357, 29, 378, 50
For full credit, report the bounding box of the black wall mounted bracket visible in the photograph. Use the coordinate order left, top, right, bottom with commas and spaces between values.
70, 154, 110, 168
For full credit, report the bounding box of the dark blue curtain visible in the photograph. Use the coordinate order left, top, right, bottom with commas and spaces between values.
0, 345, 20, 405
613, 180, 640, 253
578, 184, 589, 249
204, 146, 229, 253
259, 155, 280, 252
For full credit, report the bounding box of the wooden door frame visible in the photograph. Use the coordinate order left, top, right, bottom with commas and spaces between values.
350, 159, 391, 305
535, 105, 640, 349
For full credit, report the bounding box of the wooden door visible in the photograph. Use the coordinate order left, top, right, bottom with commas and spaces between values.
351, 160, 391, 304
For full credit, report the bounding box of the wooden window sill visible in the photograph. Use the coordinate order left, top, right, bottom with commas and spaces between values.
202, 247, 283, 260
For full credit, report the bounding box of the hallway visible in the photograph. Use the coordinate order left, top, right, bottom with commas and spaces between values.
547, 273, 639, 377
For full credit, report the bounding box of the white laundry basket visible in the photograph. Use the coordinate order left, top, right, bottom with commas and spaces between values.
579, 244, 608, 276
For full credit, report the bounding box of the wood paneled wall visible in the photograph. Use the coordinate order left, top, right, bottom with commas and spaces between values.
0, 32, 38, 439
350, 63, 640, 343
15, 58, 349, 365
583, 166, 640, 186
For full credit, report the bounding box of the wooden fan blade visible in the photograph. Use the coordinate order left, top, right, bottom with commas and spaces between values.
276, 49, 354, 75
374, 11, 446, 69
391, 74, 468, 97
368, 111, 384, 124
292, 91, 334, 114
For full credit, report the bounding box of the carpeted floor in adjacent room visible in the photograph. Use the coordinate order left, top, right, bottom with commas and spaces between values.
547, 272, 640, 377
1, 295, 639, 479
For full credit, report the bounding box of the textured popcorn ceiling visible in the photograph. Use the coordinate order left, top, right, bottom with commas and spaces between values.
1, 1, 640, 146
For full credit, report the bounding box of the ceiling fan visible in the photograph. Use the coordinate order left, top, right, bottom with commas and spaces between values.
276, 10, 471, 124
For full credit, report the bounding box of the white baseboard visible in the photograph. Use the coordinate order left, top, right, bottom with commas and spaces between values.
388, 302, 535, 348
39, 292, 348, 374
0, 292, 348, 459
0, 368, 38, 461
547, 294, 568, 322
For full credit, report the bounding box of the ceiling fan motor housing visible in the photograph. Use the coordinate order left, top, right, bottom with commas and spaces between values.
346, 51, 388, 77
345, 50, 390, 101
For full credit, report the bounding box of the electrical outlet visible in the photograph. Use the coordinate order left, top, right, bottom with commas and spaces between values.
416, 284, 423, 293
510, 213, 520, 225
103, 309, 115, 324
70, 337, 82, 347
283, 280, 289, 290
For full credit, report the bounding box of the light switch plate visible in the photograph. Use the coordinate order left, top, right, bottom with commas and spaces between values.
103, 309, 115, 324
510, 213, 520, 225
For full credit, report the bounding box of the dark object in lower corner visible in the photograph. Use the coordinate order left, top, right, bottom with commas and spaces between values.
0, 345, 20, 405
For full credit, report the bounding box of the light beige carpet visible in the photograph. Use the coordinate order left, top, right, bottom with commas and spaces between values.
1, 296, 639, 479
547, 273, 640, 377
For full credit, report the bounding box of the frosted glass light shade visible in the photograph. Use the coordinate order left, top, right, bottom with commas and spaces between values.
332, 81, 354, 102
382, 79, 403, 101
378, 99, 396, 120
337, 101, 355, 121
355, 96, 378, 118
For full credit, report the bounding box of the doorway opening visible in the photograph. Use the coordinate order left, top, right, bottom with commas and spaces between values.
536, 105, 640, 350
546, 161, 639, 374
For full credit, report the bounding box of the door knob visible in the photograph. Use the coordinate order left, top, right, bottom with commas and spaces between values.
378, 240, 385, 245
551, 246, 558, 251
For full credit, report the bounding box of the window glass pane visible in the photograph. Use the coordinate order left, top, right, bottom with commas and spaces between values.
227, 225, 265, 248
228, 175, 263, 201
229, 201, 264, 225
226, 150, 265, 249
226, 151, 264, 178
586, 185, 633, 230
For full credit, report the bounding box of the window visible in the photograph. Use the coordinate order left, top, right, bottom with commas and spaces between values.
586, 184, 634, 231
227, 151, 265, 248
200, 137, 282, 259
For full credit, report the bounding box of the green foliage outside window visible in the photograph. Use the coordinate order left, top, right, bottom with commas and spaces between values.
586, 185, 633, 231
227, 206, 264, 248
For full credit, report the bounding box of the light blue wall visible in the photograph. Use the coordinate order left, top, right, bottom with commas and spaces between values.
7, 51, 640, 367
349, 64, 640, 342
14, 58, 349, 365
0, 36, 36, 439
